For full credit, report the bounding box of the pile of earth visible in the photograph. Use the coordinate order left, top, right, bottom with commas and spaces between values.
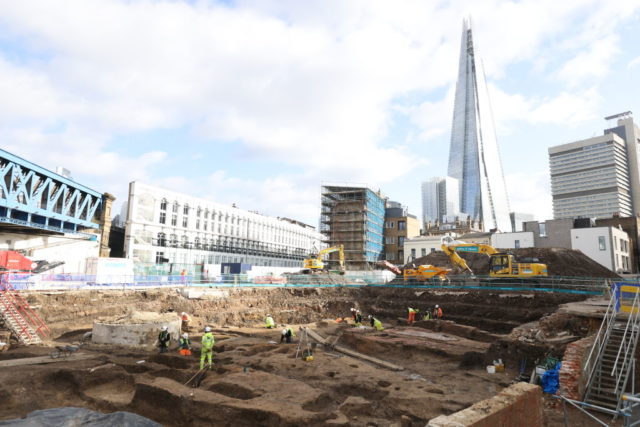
407, 247, 619, 278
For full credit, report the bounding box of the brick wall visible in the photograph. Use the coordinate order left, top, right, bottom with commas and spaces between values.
559, 335, 595, 400
427, 382, 543, 427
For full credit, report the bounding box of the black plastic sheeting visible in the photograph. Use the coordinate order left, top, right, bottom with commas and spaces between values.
0, 407, 161, 426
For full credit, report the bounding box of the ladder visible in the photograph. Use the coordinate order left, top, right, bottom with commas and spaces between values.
0, 273, 49, 345
584, 286, 640, 412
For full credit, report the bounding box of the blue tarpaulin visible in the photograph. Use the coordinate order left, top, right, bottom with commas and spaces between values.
541, 362, 562, 394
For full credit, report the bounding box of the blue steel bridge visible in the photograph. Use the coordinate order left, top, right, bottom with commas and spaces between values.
0, 148, 103, 235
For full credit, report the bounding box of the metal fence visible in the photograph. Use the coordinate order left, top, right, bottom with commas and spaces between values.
2, 271, 611, 295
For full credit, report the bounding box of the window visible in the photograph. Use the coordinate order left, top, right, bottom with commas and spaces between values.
514, 240, 520, 249
157, 232, 166, 246
411, 248, 416, 258
197, 207, 202, 217
182, 216, 188, 228
386, 252, 395, 261
204, 209, 209, 219
195, 237, 201, 249
385, 236, 395, 244
599, 236, 606, 251
615, 237, 618, 250
171, 214, 177, 226
385, 221, 395, 228
431, 248, 436, 253
160, 199, 167, 211
159, 211, 166, 224
196, 219, 200, 230
172, 202, 178, 213
421, 248, 427, 256
155, 252, 165, 264
204, 221, 208, 231
398, 221, 406, 231
183, 204, 189, 215
398, 237, 405, 246
539, 223, 547, 237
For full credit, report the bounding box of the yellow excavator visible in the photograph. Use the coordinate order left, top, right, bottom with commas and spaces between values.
441, 236, 548, 278
303, 245, 345, 274
403, 264, 451, 283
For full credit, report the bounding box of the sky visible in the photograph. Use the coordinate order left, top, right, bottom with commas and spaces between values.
1, 0, 639, 227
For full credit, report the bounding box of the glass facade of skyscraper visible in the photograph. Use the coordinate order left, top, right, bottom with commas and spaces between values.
447, 20, 511, 231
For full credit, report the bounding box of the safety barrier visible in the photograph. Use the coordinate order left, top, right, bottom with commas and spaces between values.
2, 272, 610, 295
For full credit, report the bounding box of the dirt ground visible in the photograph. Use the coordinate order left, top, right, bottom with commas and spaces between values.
0, 287, 617, 426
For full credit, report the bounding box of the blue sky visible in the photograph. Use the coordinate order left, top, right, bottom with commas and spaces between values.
0, 0, 639, 226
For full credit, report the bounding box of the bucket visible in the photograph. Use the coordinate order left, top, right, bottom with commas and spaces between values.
486, 365, 496, 374
535, 366, 546, 376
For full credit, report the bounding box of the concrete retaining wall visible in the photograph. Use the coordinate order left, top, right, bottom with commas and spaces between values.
92, 317, 181, 350
427, 382, 543, 427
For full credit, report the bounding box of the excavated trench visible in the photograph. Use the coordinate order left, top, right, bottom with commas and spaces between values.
0, 286, 598, 426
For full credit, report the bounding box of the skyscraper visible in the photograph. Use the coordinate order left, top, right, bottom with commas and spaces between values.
549, 113, 640, 219
447, 19, 511, 231
421, 176, 459, 225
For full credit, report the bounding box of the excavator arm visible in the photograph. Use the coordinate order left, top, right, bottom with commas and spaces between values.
440, 236, 499, 275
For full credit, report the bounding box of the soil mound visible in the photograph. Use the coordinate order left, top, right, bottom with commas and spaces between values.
407, 248, 619, 278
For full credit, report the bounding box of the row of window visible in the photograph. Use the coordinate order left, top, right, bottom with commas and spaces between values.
384, 236, 406, 245
384, 221, 407, 230
153, 232, 306, 257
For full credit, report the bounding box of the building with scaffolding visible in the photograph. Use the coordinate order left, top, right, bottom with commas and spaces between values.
320, 185, 386, 270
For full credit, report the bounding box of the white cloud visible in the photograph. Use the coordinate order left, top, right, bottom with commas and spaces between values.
557, 35, 620, 86
629, 56, 640, 68
506, 170, 553, 221
0, 0, 638, 224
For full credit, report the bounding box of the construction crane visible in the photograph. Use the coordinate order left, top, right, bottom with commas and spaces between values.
441, 236, 548, 278
303, 245, 345, 274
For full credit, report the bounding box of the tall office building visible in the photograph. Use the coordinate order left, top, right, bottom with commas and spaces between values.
549, 112, 640, 219
447, 19, 511, 231
421, 176, 459, 225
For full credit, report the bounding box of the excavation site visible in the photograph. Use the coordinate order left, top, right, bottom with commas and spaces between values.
0, 281, 630, 427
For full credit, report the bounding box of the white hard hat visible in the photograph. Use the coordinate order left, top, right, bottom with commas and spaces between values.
182, 333, 188, 338
161, 325, 168, 331
204, 326, 211, 332
350, 308, 355, 311
181, 312, 187, 316
435, 305, 439, 308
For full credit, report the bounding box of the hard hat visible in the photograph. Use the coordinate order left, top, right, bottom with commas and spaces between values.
204, 326, 211, 332
367, 314, 372, 318
350, 308, 355, 311
435, 305, 439, 308
182, 333, 188, 338
161, 325, 168, 331
181, 312, 187, 316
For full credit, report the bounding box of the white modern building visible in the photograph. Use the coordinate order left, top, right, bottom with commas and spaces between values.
403, 234, 453, 264
124, 181, 323, 275
571, 226, 631, 273
491, 232, 534, 249
421, 176, 460, 225
510, 212, 535, 232
549, 113, 640, 220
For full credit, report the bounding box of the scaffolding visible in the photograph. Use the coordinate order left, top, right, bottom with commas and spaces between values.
320, 185, 385, 270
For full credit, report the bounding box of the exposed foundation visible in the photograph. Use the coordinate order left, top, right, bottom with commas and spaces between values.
92, 312, 181, 349
0, 286, 613, 426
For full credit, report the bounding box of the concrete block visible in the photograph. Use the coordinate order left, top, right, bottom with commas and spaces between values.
92, 312, 181, 350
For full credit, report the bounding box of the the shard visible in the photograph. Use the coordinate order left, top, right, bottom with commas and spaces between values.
447, 19, 511, 231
